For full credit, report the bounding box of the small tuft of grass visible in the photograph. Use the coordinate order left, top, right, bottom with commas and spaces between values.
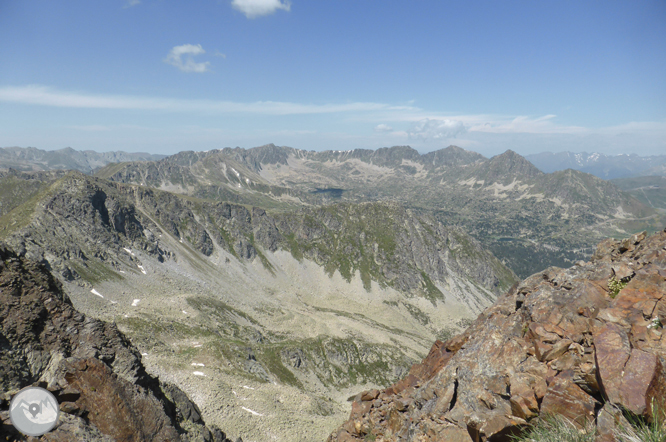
511, 415, 595, 442
615, 402, 666, 442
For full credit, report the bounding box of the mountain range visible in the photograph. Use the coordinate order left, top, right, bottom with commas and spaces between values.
0, 146, 165, 174
0, 167, 513, 441
95, 144, 663, 278
0, 144, 664, 440
525, 151, 666, 179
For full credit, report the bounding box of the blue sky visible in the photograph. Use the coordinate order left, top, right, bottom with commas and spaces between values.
1, 0, 665, 156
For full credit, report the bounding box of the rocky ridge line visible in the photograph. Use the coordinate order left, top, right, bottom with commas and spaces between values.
328, 228, 666, 442
0, 244, 237, 441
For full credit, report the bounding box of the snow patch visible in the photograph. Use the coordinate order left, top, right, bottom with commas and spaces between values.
193, 371, 205, 376
137, 265, 147, 274
90, 289, 103, 298
132, 299, 140, 306
182, 310, 188, 314
243, 385, 255, 390
123, 248, 135, 256
241, 407, 263, 416
191, 362, 205, 367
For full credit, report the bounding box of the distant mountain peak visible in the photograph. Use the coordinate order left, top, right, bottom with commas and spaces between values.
421, 145, 486, 168
525, 150, 666, 179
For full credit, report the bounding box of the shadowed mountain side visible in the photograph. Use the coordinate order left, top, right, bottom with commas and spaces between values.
0, 171, 515, 300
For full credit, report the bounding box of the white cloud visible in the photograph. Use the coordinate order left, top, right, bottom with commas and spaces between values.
467, 114, 587, 135
0, 85, 397, 115
374, 124, 393, 132
164, 44, 210, 73
408, 118, 467, 141
123, 0, 140, 8
231, 0, 291, 18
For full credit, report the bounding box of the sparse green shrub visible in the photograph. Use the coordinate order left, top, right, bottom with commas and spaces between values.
510, 415, 595, 442
608, 276, 628, 298
648, 317, 663, 330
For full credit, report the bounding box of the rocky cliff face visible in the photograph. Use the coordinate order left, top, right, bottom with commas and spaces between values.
328, 228, 666, 442
0, 245, 235, 441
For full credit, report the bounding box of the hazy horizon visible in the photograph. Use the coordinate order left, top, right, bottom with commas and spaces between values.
1, 1, 664, 157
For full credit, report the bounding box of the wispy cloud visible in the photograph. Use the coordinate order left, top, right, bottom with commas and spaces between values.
408, 118, 467, 141
0, 85, 405, 115
467, 114, 586, 135
164, 44, 210, 73
123, 0, 140, 8
2, 85, 663, 149
231, 0, 291, 18
374, 124, 393, 132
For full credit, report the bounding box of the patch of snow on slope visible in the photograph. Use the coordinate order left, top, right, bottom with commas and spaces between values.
90, 289, 104, 298
241, 407, 264, 416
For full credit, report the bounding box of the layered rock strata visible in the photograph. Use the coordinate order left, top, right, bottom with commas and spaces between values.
0, 245, 235, 441
329, 229, 666, 441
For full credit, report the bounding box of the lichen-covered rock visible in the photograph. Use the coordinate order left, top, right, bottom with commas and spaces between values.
0, 245, 233, 441
328, 228, 666, 441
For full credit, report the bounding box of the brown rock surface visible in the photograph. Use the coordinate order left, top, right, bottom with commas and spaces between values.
328, 228, 666, 441
0, 245, 232, 441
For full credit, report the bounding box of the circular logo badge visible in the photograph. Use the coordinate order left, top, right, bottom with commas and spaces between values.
9, 386, 60, 436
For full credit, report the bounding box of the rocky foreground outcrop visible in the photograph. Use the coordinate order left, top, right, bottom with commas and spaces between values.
329, 228, 666, 441
0, 245, 235, 441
